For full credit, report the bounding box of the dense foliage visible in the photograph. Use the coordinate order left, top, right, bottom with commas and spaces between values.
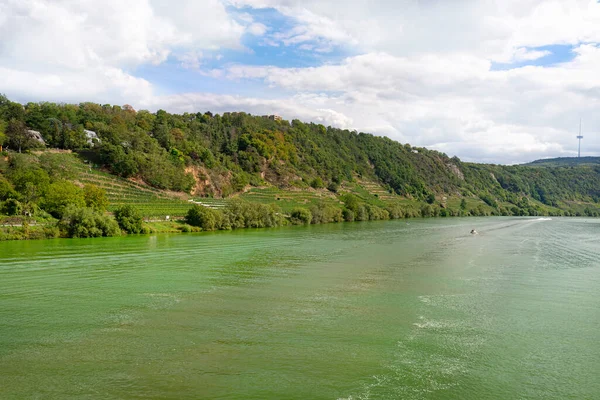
58, 205, 121, 238
1, 93, 600, 235
114, 205, 144, 234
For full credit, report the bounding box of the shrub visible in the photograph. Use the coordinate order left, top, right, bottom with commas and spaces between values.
355, 205, 368, 221
43, 225, 61, 239
342, 208, 355, 222
84, 184, 109, 211
185, 204, 219, 231
327, 182, 339, 193
310, 177, 324, 189
2, 198, 22, 216
290, 207, 312, 225
421, 204, 434, 217
179, 224, 192, 233
58, 205, 121, 238
42, 180, 86, 218
310, 204, 343, 224
386, 204, 405, 219
219, 200, 284, 230
114, 205, 144, 234
0, 177, 17, 201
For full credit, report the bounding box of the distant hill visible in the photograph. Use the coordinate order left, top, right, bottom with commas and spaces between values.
524, 157, 600, 167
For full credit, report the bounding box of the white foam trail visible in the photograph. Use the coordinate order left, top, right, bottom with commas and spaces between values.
536, 218, 552, 221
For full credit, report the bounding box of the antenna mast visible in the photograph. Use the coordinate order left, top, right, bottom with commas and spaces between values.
577, 118, 583, 158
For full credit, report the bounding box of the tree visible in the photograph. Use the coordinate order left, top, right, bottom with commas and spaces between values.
460, 198, 468, 210
0, 119, 6, 147
310, 177, 324, 189
7, 154, 51, 203
84, 184, 109, 211
341, 194, 360, 212
42, 180, 85, 218
0, 176, 17, 201
327, 181, 339, 193
290, 207, 312, 224
114, 205, 143, 234
426, 193, 436, 204
58, 205, 121, 238
6, 119, 33, 153
185, 204, 218, 231
2, 198, 22, 216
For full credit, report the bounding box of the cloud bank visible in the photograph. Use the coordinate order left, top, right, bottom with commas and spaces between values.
1, 0, 600, 163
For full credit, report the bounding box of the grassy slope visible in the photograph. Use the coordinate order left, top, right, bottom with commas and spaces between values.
64, 152, 497, 217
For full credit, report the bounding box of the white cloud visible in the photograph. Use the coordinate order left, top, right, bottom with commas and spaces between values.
0, 0, 248, 102
3, 0, 600, 163
177, 51, 204, 70
230, 0, 600, 60
248, 22, 268, 36
510, 48, 552, 62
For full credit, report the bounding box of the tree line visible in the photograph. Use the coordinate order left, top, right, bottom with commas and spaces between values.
1, 94, 599, 222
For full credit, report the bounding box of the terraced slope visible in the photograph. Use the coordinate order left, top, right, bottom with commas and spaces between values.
62, 155, 194, 218
238, 187, 341, 211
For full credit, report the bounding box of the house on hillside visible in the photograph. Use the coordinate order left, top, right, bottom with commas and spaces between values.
27, 129, 46, 145
84, 129, 100, 146
262, 114, 282, 121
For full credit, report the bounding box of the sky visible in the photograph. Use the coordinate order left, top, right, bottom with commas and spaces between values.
1, 0, 600, 164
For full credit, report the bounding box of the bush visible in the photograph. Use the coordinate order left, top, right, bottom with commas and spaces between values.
310, 177, 324, 189
327, 182, 339, 193
185, 204, 219, 231
421, 204, 434, 217
58, 205, 121, 238
114, 205, 144, 234
386, 204, 405, 219
220, 200, 283, 229
342, 208, 355, 222
43, 225, 61, 239
290, 207, 312, 225
84, 184, 109, 211
0, 177, 17, 201
355, 205, 368, 221
179, 224, 192, 233
2, 198, 22, 216
310, 204, 343, 224
42, 180, 85, 218
365, 204, 389, 220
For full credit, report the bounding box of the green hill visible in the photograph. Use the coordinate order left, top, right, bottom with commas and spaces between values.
524, 157, 600, 167
1, 94, 600, 237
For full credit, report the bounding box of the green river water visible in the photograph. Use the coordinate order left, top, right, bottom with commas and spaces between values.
1, 217, 599, 399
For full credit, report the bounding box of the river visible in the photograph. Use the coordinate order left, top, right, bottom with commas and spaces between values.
1, 217, 599, 399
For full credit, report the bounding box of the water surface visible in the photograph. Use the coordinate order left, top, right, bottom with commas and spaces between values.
1, 218, 599, 399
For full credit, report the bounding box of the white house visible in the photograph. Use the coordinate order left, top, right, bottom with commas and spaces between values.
84, 129, 100, 146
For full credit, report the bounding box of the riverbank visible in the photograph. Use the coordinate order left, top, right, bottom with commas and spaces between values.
0, 210, 592, 242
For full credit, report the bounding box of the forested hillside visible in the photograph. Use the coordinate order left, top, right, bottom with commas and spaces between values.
1, 93, 599, 240
525, 157, 600, 167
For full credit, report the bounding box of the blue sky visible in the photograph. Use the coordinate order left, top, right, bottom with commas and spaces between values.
135, 6, 353, 98
1, 0, 600, 163
490, 44, 579, 71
